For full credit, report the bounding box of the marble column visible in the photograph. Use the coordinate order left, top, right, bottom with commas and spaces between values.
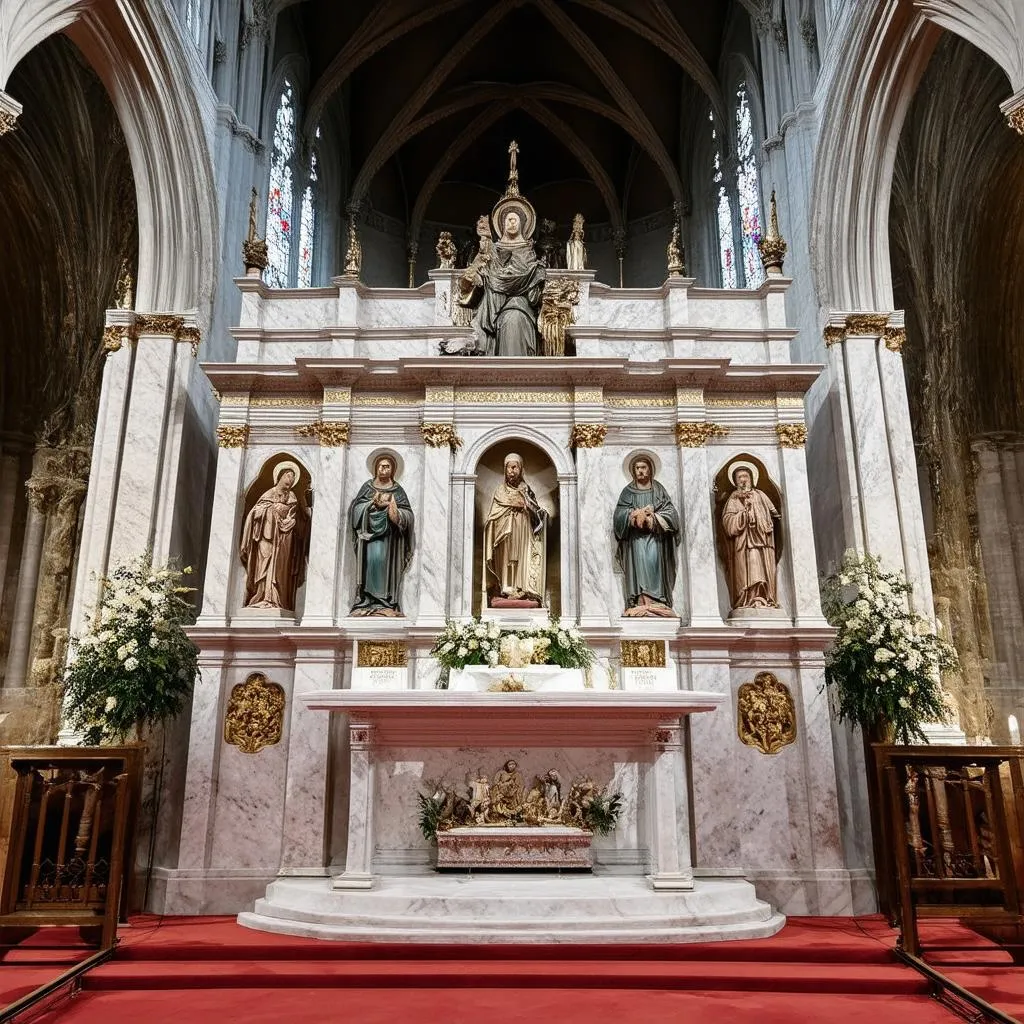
333, 719, 375, 889
559, 472, 579, 619
825, 314, 933, 612
301, 444, 348, 626
451, 473, 476, 618
776, 435, 828, 625
678, 442, 721, 626
5, 473, 49, 689
647, 720, 694, 889
575, 445, 615, 626
0, 452, 22, 612
279, 647, 335, 875
177, 655, 229, 872
108, 331, 177, 562
417, 396, 456, 627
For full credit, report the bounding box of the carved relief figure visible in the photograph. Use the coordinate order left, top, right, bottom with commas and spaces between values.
240, 460, 310, 611
490, 759, 525, 821
614, 455, 680, 617
566, 213, 587, 270
737, 672, 797, 755
484, 453, 547, 607
456, 142, 545, 356
350, 454, 414, 616
722, 461, 781, 610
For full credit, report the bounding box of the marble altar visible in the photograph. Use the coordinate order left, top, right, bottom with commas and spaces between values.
154, 167, 857, 930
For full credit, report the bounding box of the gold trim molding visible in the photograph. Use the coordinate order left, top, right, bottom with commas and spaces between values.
457, 390, 572, 404
569, 424, 607, 448
425, 386, 455, 405
298, 421, 350, 446
737, 672, 796, 755
102, 324, 132, 353
776, 423, 808, 448
1007, 106, 1024, 135
217, 424, 250, 448
620, 639, 666, 668
0, 110, 18, 135
421, 423, 464, 451
103, 313, 201, 356
323, 388, 352, 404
357, 640, 408, 668
825, 313, 897, 349
883, 326, 906, 353
224, 673, 286, 754
676, 422, 729, 447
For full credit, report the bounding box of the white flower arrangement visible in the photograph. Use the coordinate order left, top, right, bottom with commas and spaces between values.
821, 551, 957, 743
430, 617, 594, 683
64, 553, 199, 745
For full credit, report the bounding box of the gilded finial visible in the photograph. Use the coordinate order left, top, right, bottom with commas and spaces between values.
343, 217, 362, 278
504, 140, 520, 198
666, 223, 684, 277
757, 189, 788, 275
242, 186, 269, 276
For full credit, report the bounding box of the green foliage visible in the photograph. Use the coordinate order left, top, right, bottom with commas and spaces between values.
63, 554, 199, 745
583, 792, 623, 836
417, 792, 445, 842
821, 551, 958, 744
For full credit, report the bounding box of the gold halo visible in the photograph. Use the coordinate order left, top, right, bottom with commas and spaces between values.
727, 459, 760, 487
273, 460, 301, 485
623, 450, 661, 480
491, 196, 536, 241
366, 447, 404, 481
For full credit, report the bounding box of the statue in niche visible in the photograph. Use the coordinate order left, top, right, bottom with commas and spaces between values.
722, 460, 781, 611
456, 141, 546, 356
484, 452, 547, 607
566, 213, 587, 271
614, 455, 680, 617
240, 460, 311, 611
349, 453, 415, 616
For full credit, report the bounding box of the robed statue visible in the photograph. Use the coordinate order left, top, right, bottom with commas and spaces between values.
484, 452, 547, 607
614, 455, 680, 617
457, 141, 546, 356
349, 453, 414, 616
722, 461, 780, 611
240, 460, 311, 611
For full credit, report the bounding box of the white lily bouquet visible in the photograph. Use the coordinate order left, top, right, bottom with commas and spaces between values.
431, 617, 594, 679
821, 551, 957, 743
64, 554, 199, 744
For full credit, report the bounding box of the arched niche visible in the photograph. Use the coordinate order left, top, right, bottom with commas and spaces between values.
712, 453, 785, 618
472, 439, 561, 617
236, 452, 313, 616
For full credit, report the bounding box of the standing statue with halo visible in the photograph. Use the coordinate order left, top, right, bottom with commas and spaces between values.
457, 141, 546, 356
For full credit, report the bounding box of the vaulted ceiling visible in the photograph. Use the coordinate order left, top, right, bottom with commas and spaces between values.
293, 0, 741, 232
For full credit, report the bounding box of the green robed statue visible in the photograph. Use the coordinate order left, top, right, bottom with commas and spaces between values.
349, 453, 414, 616
457, 141, 546, 356
613, 455, 680, 618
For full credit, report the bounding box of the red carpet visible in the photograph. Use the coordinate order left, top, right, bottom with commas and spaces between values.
11, 915, 977, 1023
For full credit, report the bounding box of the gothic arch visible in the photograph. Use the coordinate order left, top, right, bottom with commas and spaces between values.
1, 0, 218, 318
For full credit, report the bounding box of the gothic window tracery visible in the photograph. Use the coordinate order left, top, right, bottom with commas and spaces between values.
735, 84, 765, 289
711, 112, 737, 289
297, 129, 319, 288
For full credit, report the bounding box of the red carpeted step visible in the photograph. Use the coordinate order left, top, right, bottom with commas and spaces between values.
29, 985, 965, 1024
81, 958, 931, 996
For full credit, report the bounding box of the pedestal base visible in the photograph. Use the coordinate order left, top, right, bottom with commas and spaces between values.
239, 874, 784, 943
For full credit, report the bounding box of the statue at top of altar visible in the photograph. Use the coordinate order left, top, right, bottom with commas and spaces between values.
349, 453, 415, 617
722, 460, 780, 611
484, 452, 547, 607
240, 461, 311, 612
614, 455, 680, 618
566, 213, 587, 271
456, 141, 546, 356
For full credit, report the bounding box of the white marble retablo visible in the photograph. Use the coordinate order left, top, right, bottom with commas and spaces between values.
436, 826, 593, 869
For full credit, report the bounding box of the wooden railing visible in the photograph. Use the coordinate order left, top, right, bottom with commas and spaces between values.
0, 746, 142, 951
875, 745, 1024, 956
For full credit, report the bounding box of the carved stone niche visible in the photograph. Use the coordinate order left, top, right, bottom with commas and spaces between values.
736, 672, 797, 755
712, 453, 785, 618
237, 452, 313, 615
224, 673, 286, 754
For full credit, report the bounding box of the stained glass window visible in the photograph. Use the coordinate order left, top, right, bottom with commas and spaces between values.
265, 81, 296, 289
710, 112, 737, 289
735, 85, 765, 289
297, 130, 319, 288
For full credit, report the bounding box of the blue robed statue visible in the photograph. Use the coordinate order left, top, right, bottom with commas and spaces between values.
349, 453, 414, 617
613, 455, 680, 618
